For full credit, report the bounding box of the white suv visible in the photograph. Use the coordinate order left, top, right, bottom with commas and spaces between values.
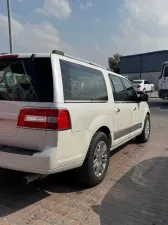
0, 51, 150, 186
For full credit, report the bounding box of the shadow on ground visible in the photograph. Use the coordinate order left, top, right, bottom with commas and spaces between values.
0, 168, 82, 217
94, 156, 168, 225
0, 139, 136, 219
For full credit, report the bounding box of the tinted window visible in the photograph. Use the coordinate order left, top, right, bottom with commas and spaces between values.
132, 80, 142, 84
163, 66, 168, 77
121, 78, 138, 101
144, 80, 149, 84
0, 57, 53, 102
60, 60, 108, 101
109, 75, 127, 101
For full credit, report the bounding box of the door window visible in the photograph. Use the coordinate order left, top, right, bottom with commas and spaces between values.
164, 66, 168, 77
109, 75, 127, 101
121, 78, 138, 101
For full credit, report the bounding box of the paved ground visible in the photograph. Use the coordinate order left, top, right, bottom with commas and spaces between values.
148, 90, 158, 98
0, 99, 168, 225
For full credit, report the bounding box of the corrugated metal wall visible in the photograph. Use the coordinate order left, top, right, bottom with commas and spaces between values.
120, 50, 168, 74
120, 55, 141, 74
120, 50, 168, 88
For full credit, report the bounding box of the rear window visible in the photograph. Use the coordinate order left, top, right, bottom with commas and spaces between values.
0, 57, 53, 102
131, 80, 142, 84
60, 60, 108, 102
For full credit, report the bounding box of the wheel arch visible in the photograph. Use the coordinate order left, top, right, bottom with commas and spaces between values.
83, 125, 112, 163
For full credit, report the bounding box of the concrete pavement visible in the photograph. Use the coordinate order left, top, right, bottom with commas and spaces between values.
0, 99, 168, 225
148, 91, 159, 98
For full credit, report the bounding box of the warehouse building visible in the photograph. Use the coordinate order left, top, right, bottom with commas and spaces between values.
120, 50, 168, 88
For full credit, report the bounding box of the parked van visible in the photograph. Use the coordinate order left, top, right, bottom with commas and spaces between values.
158, 61, 168, 99
0, 51, 150, 186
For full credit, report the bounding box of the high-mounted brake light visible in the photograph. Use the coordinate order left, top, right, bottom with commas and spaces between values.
17, 108, 71, 131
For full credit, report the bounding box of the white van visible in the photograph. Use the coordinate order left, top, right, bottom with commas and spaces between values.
0, 51, 150, 186
158, 61, 168, 99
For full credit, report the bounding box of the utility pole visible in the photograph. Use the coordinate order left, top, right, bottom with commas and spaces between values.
7, 0, 13, 53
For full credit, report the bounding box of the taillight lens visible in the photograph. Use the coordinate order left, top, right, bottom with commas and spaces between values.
17, 108, 71, 131
137, 85, 141, 88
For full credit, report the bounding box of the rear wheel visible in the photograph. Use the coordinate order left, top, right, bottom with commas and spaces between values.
78, 132, 110, 187
137, 115, 150, 143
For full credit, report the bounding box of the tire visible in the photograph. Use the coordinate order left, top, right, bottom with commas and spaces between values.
137, 115, 150, 143
78, 131, 110, 187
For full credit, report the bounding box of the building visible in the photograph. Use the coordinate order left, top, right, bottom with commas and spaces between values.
120, 50, 168, 88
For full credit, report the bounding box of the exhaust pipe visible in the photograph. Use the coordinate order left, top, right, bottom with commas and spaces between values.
23, 174, 46, 184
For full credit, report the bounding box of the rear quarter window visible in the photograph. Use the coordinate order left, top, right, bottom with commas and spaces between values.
60, 60, 108, 102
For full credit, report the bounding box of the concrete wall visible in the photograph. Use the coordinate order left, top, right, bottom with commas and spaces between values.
122, 72, 160, 88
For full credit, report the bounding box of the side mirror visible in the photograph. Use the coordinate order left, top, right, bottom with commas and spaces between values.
138, 93, 148, 102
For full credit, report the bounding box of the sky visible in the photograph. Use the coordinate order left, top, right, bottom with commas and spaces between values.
0, 0, 168, 66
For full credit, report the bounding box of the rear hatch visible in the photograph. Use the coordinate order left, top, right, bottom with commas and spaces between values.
0, 54, 54, 151
131, 81, 142, 89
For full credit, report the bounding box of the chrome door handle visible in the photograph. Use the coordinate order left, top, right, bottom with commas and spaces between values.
133, 107, 137, 111
115, 108, 120, 113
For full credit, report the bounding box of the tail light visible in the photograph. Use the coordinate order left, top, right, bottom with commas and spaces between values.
17, 108, 71, 131
137, 85, 141, 88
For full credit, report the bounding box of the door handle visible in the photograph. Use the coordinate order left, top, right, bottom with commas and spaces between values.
115, 108, 120, 113
133, 107, 137, 111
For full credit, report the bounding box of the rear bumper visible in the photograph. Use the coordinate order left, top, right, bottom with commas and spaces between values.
0, 130, 90, 174
0, 146, 84, 174
158, 89, 168, 98
134, 88, 143, 93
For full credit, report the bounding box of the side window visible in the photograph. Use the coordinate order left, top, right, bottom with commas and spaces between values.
144, 81, 148, 84
60, 60, 108, 101
121, 78, 138, 101
163, 66, 168, 77
109, 75, 127, 101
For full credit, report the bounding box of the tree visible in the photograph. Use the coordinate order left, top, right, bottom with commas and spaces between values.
108, 53, 122, 73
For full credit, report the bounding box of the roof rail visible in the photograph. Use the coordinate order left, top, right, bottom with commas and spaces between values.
0, 53, 7, 55
52, 49, 107, 70
52, 50, 64, 55
65, 54, 107, 70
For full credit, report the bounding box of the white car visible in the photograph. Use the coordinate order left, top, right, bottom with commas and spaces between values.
0, 51, 150, 186
132, 80, 155, 93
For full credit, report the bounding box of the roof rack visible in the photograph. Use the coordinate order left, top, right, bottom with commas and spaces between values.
52, 49, 107, 70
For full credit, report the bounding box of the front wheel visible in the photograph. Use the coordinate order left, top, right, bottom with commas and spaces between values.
137, 115, 150, 143
78, 132, 110, 187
